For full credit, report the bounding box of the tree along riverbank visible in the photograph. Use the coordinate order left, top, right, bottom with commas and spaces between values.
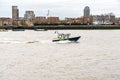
0, 25, 120, 30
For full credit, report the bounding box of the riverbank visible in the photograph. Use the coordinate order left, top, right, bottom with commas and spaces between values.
0, 25, 120, 30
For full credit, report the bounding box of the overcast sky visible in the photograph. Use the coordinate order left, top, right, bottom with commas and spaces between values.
0, 0, 120, 19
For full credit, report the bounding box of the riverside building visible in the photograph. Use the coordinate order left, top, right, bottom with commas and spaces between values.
34, 16, 47, 24
24, 11, 35, 21
47, 17, 60, 24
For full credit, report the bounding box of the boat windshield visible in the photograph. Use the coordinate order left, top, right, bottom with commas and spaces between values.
57, 33, 70, 39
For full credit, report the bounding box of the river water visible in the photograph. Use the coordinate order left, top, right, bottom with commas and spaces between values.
0, 30, 120, 80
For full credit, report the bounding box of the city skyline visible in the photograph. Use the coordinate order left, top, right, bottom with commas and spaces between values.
0, 0, 120, 19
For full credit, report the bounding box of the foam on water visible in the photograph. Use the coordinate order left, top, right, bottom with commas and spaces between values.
0, 39, 54, 44
0, 39, 24, 44
40, 40, 53, 44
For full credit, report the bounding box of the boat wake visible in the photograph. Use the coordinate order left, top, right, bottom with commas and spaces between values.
40, 40, 53, 44
0, 40, 24, 44
27, 40, 53, 44
0, 38, 78, 44
26, 41, 39, 43
0, 39, 53, 44
0, 38, 80, 44
0, 39, 39, 44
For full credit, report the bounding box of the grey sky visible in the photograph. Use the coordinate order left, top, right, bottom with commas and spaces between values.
0, 0, 120, 19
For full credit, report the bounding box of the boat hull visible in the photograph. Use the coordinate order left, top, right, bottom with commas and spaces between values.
52, 36, 81, 42
12, 29, 25, 31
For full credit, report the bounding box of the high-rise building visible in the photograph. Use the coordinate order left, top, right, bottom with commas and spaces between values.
24, 11, 35, 21
12, 6, 19, 20
84, 6, 90, 17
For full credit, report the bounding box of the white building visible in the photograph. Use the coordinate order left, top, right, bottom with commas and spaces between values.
93, 13, 115, 25
24, 11, 35, 21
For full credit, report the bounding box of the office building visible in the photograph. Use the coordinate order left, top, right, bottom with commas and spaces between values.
12, 6, 19, 20
84, 6, 90, 17
24, 11, 35, 21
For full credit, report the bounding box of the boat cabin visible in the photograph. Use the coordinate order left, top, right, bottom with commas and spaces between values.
57, 33, 71, 40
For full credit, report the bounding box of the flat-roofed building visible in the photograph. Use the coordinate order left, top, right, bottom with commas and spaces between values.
24, 11, 35, 21
65, 18, 76, 24
83, 16, 93, 25
12, 6, 19, 20
115, 18, 120, 25
65, 16, 93, 25
12, 19, 34, 26
93, 13, 115, 25
47, 17, 60, 24
0, 17, 12, 26
34, 16, 47, 24
0, 20, 2, 26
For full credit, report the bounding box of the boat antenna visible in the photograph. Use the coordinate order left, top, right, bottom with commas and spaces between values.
46, 10, 49, 18
55, 31, 59, 35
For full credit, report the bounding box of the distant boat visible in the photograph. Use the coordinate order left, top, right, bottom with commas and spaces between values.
12, 29, 25, 31
12, 27, 25, 31
34, 29, 47, 31
52, 31, 81, 42
0, 29, 8, 32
